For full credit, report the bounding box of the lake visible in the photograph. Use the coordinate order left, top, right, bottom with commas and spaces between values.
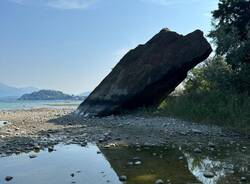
0, 99, 82, 111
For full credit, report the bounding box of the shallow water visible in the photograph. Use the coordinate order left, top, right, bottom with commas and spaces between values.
0, 144, 249, 184
0, 144, 121, 184
102, 145, 250, 184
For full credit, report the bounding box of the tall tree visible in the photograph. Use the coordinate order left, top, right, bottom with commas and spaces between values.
209, 0, 250, 93
209, 0, 250, 66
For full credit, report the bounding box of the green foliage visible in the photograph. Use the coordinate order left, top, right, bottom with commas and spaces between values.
184, 56, 250, 94
158, 92, 250, 134
209, 0, 250, 66
184, 57, 233, 93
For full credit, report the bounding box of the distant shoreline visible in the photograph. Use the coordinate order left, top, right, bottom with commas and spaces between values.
0, 99, 82, 111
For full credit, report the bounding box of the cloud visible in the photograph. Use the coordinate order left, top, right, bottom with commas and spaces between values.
7, 0, 98, 10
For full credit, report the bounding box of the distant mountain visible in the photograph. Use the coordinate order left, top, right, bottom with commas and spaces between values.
19, 90, 85, 101
0, 83, 38, 99
79, 91, 91, 97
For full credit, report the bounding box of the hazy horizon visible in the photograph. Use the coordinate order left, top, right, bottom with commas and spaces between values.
0, 0, 218, 94
0, 82, 90, 96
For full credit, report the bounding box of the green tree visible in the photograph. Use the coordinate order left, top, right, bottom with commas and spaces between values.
209, 0, 250, 65
184, 57, 234, 94
208, 0, 250, 93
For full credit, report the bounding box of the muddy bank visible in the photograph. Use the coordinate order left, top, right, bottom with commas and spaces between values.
0, 108, 249, 156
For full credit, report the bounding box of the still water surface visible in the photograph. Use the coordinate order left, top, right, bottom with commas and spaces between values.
0, 144, 121, 184
0, 144, 249, 184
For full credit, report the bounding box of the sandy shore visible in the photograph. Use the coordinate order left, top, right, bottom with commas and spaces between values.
0, 108, 249, 157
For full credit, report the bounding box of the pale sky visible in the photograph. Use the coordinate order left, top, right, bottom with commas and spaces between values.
0, 0, 218, 94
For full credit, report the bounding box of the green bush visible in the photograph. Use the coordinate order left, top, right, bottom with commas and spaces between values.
158, 91, 250, 134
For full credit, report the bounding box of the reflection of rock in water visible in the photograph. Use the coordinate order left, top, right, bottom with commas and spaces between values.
100, 146, 199, 184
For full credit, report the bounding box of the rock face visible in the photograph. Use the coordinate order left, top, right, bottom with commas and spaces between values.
77, 28, 212, 116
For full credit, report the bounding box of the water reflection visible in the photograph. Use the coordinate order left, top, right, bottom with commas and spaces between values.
101, 145, 249, 184
0, 144, 121, 184
101, 146, 199, 184
0, 143, 249, 184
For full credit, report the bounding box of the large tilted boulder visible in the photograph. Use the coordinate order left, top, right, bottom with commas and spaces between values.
77, 28, 212, 116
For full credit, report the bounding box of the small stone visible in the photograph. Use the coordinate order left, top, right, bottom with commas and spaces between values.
240, 177, 247, 182
80, 142, 87, 147
0, 135, 5, 138
203, 171, 214, 178
155, 179, 164, 184
71, 173, 74, 177
136, 148, 141, 152
48, 147, 54, 152
208, 142, 216, 148
97, 151, 101, 154
119, 175, 127, 182
180, 132, 187, 136
127, 161, 133, 166
134, 161, 142, 165
194, 148, 201, 153
14, 127, 19, 131
29, 154, 37, 159
99, 138, 104, 143
178, 156, 184, 160
33, 144, 40, 151
133, 157, 141, 161
104, 132, 111, 137
5, 176, 13, 181
192, 129, 202, 134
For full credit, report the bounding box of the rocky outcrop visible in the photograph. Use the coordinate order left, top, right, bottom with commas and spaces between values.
19, 90, 84, 101
77, 28, 212, 116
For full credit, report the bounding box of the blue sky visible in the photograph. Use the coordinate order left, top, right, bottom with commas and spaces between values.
0, 0, 218, 94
